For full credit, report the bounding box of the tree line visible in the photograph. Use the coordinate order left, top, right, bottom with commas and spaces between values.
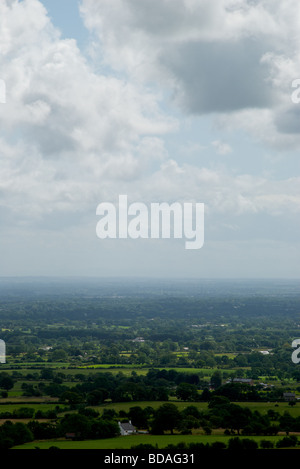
1, 399, 300, 450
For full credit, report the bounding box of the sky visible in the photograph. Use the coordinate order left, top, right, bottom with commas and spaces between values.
0, 0, 299, 279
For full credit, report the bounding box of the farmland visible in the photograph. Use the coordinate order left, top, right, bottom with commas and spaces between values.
0, 277, 300, 450
13, 432, 288, 450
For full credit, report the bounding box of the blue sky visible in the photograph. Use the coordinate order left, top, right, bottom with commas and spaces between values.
0, 0, 299, 278
41, 0, 89, 47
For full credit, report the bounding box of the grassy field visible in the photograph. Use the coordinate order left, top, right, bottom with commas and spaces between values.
94, 400, 300, 418
1, 399, 298, 418
12, 433, 290, 450
1, 363, 299, 452
1, 362, 244, 376
0, 403, 63, 413
3, 398, 300, 450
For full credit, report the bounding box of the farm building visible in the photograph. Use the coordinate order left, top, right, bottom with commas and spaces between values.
118, 421, 137, 436
283, 392, 296, 402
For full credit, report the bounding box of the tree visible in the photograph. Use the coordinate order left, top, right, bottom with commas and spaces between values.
276, 435, 298, 448
27, 421, 58, 440
58, 413, 92, 439
61, 391, 84, 406
49, 348, 68, 362
201, 388, 211, 401
129, 406, 149, 429
175, 383, 198, 401
181, 406, 201, 420
208, 395, 230, 409
0, 373, 14, 391
86, 390, 104, 406
90, 419, 120, 439
279, 411, 294, 435
151, 403, 181, 435
228, 436, 258, 450
210, 371, 222, 389
0, 421, 33, 448
222, 404, 251, 435
40, 368, 54, 380
260, 440, 274, 449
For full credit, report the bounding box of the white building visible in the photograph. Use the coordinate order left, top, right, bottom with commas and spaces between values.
118, 421, 136, 436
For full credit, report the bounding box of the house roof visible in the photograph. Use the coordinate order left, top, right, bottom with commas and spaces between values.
119, 422, 136, 431
232, 378, 253, 382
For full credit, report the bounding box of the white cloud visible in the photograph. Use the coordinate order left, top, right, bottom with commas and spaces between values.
0, 0, 177, 224
0, 0, 299, 277
212, 140, 232, 155
80, 0, 300, 148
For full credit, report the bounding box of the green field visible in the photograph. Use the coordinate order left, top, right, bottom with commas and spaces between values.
1, 363, 244, 376
1, 397, 299, 418
12, 433, 288, 450
0, 403, 63, 414
93, 400, 300, 418
2, 398, 299, 450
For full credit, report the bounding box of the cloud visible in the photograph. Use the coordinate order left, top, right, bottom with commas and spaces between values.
0, 0, 299, 280
80, 0, 300, 148
0, 0, 177, 225
212, 140, 232, 155
162, 38, 275, 114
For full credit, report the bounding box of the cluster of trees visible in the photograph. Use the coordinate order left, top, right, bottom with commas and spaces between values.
0, 421, 33, 450
0, 407, 58, 420
122, 400, 300, 438
131, 435, 299, 451
1, 325, 296, 371
0, 411, 120, 449
2, 399, 300, 450
0, 373, 14, 395
146, 400, 299, 436
1, 368, 297, 405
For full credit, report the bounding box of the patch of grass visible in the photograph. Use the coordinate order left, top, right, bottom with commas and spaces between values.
93, 400, 300, 418
13, 433, 284, 450
93, 400, 208, 415
0, 403, 62, 413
